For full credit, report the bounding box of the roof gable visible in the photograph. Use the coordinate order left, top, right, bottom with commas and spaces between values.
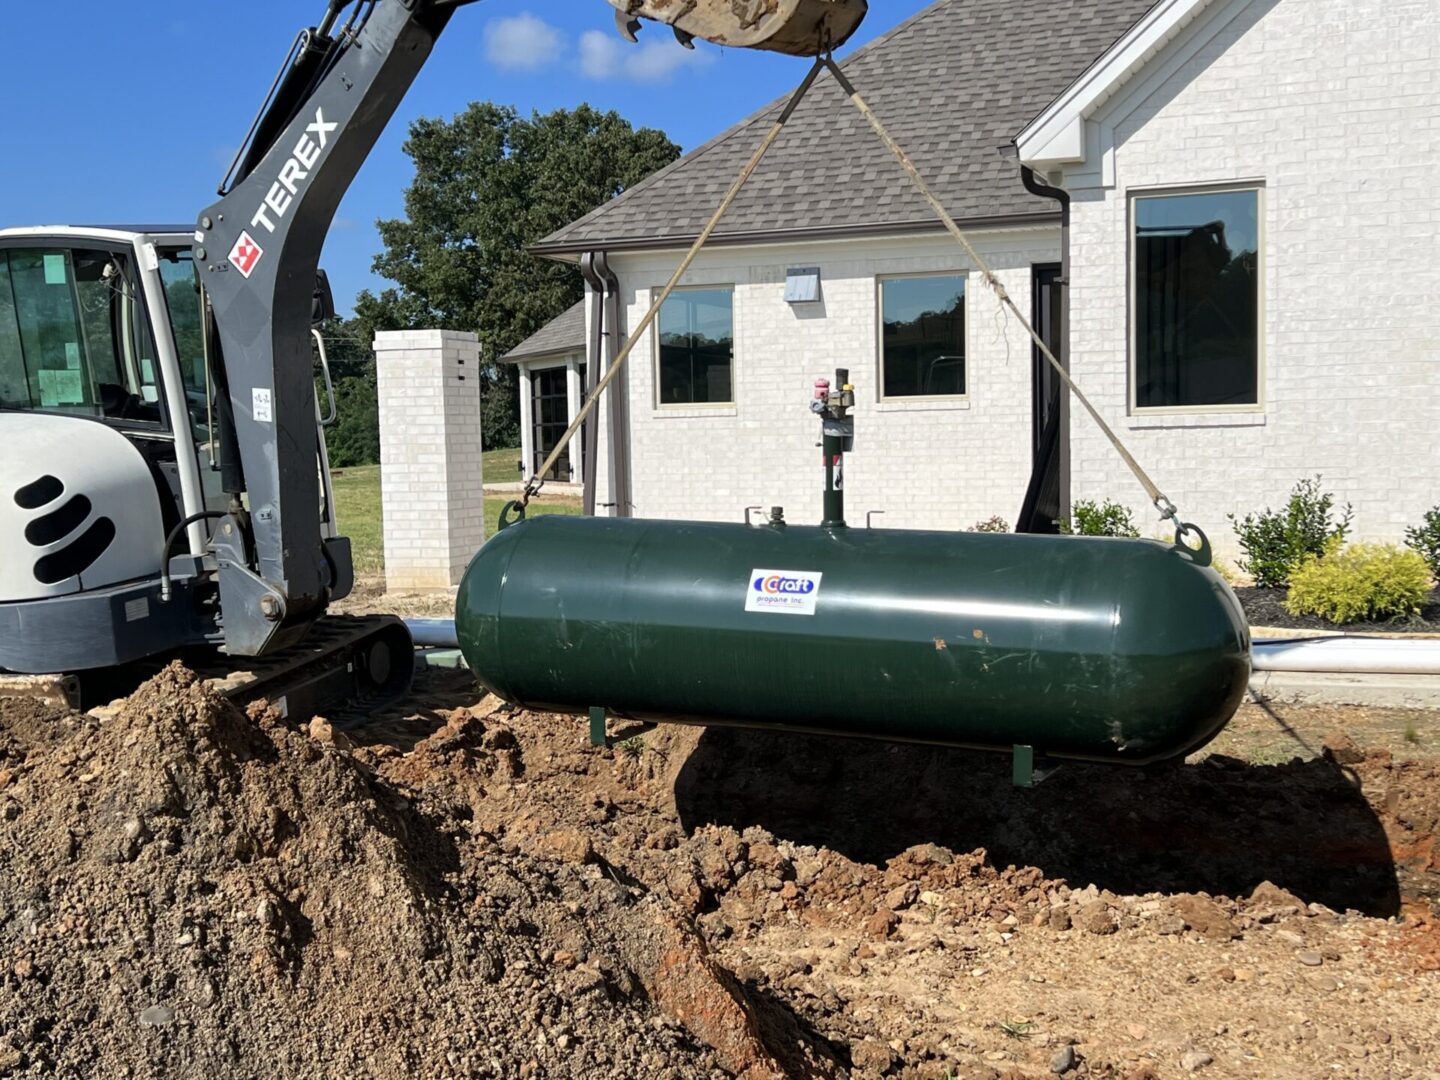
536, 0, 1160, 256
501, 300, 587, 363
1016, 0, 1220, 167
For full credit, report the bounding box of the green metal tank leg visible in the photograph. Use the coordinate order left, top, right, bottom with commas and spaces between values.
589, 706, 609, 748
1012, 745, 1062, 788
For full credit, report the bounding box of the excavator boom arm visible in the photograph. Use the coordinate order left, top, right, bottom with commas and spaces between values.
195, 0, 867, 657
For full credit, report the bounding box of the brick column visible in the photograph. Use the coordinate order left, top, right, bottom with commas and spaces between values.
374, 329, 485, 591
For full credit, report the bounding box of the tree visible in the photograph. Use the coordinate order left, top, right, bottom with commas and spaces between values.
354, 103, 680, 449
318, 316, 381, 469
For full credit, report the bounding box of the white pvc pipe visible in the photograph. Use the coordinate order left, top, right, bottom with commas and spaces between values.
409, 619, 1440, 677
1252, 637, 1440, 676
407, 619, 459, 649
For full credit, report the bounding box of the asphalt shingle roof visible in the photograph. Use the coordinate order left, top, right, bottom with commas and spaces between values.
534, 0, 1159, 256
501, 300, 588, 363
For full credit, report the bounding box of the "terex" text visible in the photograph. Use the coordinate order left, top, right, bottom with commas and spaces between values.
250, 107, 340, 235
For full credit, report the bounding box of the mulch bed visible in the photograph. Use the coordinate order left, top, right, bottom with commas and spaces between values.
1237, 586, 1440, 634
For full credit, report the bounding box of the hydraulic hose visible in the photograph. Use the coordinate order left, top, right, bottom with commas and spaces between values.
158, 511, 227, 604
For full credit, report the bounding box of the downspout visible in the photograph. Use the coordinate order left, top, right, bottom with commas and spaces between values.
594, 252, 633, 518
1019, 164, 1072, 528
578, 254, 605, 516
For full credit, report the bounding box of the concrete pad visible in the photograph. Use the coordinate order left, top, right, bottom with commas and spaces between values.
1250, 670, 1440, 709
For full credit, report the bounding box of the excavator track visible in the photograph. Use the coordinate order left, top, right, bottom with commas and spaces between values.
5, 616, 416, 725
196, 615, 416, 725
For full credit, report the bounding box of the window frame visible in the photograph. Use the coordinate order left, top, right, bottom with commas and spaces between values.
875, 269, 971, 404
529, 361, 573, 482
1127, 182, 1266, 416
0, 237, 175, 435
651, 283, 737, 411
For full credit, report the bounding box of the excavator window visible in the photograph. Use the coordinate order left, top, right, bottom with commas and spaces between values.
156, 248, 213, 447
0, 246, 164, 426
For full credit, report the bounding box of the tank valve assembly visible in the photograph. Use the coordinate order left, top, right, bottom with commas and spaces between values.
811, 369, 855, 528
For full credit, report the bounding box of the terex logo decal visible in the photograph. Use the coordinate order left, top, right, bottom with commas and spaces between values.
228, 232, 264, 278
745, 569, 823, 616
249, 106, 340, 235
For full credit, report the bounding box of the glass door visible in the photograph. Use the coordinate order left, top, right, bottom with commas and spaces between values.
531, 366, 571, 482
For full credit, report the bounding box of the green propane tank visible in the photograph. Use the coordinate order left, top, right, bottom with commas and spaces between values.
455, 515, 1250, 767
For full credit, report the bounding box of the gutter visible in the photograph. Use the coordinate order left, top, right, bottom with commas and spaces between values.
529, 211, 1063, 263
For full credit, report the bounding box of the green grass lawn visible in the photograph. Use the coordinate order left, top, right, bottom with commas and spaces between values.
482, 445, 527, 485
331, 458, 580, 576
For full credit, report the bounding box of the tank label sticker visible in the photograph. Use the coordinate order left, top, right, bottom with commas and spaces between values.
746, 569, 823, 616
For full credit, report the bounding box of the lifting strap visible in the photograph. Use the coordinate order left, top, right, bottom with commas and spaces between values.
514, 53, 1193, 545
516, 57, 826, 514
820, 58, 1189, 540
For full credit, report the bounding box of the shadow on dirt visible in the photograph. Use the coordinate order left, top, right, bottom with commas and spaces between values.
675, 727, 1403, 918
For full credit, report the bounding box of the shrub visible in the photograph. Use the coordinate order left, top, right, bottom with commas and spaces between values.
1229, 477, 1353, 588
1284, 544, 1433, 624
1406, 508, 1440, 580
970, 516, 1010, 534
1060, 499, 1140, 538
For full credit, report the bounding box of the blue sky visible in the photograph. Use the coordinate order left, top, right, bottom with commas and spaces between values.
2, 1, 931, 314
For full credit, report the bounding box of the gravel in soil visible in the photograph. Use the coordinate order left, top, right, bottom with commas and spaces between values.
347, 668, 1440, 1079
1238, 586, 1440, 634
4, 664, 1440, 1079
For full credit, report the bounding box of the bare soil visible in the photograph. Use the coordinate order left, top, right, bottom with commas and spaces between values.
2, 658, 1439, 1079
332, 580, 456, 621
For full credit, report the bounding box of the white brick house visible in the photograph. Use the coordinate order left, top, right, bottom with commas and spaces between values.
1018, 0, 1440, 548
517, 0, 1439, 553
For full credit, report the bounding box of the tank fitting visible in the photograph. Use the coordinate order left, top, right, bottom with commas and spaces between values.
810, 369, 855, 528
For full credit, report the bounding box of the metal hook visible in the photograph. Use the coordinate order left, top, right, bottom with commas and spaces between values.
498, 500, 527, 531
1171, 521, 1213, 568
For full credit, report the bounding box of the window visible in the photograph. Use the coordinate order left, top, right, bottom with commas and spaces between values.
657, 287, 733, 406
158, 250, 207, 400
531, 366, 571, 482
157, 249, 213, 444
0, 246, 164, 424
1133, 187, 1261, 410
880, 274, 966, 399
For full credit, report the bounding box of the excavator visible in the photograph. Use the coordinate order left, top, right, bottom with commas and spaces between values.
0, 0, 869, 715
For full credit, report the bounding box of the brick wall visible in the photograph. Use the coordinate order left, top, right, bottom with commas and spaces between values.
1063, 0, 1440, 556
374, 329, 485, 590
589, 229, 1061, 531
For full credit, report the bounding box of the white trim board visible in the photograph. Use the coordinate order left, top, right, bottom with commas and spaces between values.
1016, 0, 1226, 169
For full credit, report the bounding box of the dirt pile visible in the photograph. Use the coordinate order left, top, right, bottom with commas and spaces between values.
0, 667, 826, 1079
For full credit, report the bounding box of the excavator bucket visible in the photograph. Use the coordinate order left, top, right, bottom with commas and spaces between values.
607, 0, 868, 57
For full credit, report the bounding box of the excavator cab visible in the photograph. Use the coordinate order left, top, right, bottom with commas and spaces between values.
608, 0, 868, 56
